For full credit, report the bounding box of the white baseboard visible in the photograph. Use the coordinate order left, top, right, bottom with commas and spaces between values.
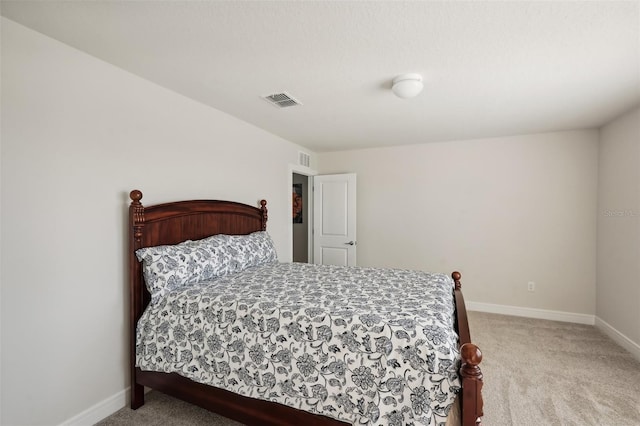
466, 301, 596, 325
595, 316, 640, 362
59, 388, 128, 426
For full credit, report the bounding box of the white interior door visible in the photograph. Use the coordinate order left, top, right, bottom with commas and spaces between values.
313, 173, 356, 266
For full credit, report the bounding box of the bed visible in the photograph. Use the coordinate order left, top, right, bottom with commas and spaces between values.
128, 190, 484, 426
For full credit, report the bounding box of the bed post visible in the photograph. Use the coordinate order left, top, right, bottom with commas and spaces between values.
460, 343, 483, 426
260, 199, 268, 231
452, 271, 484, 426
129, 190, 145, 409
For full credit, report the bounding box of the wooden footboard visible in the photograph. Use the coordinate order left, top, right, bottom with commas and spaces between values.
452, 271, 484, 426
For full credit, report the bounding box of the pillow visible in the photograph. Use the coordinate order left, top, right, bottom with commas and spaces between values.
135, 234, 233, 299
136, 231, 277, 299
225, 231, 278, 272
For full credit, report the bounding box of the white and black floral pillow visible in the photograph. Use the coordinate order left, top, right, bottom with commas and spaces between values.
136, 232, 278, 299
226, 231, 278, 272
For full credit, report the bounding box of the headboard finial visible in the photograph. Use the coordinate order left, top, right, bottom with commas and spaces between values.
260, 199, 268, 231
452, 271, 462, 290
129, 190, 145, 243
130, 190, 143, 204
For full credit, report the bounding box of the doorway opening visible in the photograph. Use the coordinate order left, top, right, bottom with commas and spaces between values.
292, 173, 310, 262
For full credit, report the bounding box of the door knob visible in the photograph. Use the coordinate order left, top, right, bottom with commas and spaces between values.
345, 241, 356, 246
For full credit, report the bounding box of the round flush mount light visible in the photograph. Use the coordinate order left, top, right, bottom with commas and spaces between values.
392, 73, 423, 98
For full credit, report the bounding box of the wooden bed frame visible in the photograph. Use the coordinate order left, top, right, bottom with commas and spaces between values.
128, 190, 484, 425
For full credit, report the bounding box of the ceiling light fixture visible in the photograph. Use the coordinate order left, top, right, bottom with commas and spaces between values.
392, 73, 423, 99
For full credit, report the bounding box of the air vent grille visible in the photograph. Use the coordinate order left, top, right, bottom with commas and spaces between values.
299, 152, 310, 167
263, 92, 302, 108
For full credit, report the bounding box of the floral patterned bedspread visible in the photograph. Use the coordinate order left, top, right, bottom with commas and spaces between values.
136, 262, 461, 425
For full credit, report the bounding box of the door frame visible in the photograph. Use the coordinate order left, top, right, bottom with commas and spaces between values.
288, 165, 317, 263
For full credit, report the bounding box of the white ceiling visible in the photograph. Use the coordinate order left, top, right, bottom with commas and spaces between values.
2, 1, 639, 152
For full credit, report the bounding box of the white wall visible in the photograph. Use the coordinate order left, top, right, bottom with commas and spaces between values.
318, 131, 599, 316
0, 18, 308, 425
596, 106, 640, 348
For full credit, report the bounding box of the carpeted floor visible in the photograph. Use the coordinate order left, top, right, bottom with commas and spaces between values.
97, 311, 640, 425
469, 312, 640, 425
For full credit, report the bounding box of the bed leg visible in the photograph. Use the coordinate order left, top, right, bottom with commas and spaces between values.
460, 343, 483, 426
131, 382, 145, 409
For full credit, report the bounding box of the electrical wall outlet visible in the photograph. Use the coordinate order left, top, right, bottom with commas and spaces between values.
527, 281, 536, 292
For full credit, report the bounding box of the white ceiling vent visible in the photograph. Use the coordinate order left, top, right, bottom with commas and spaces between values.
262, 92, 302, 108
298, 151, 310, 167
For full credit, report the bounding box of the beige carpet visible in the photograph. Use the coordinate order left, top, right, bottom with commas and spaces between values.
470, 312, 640, 425
97, 312, 640, 425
